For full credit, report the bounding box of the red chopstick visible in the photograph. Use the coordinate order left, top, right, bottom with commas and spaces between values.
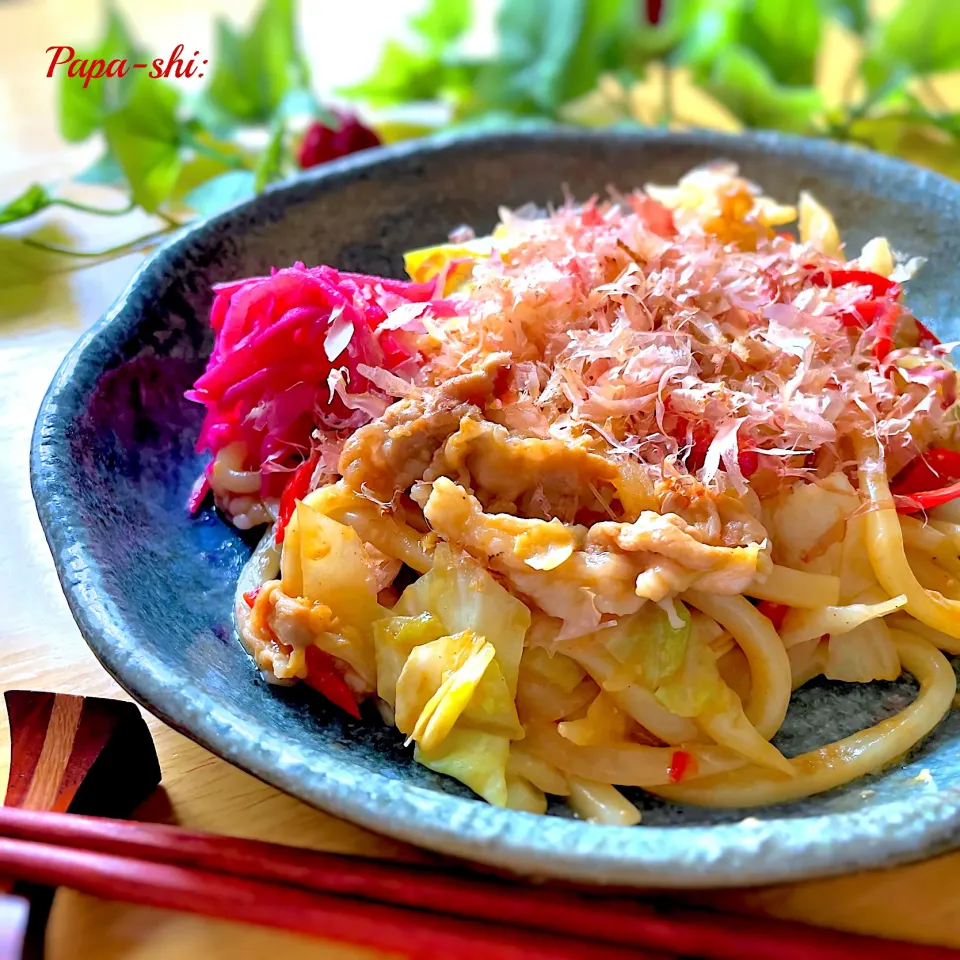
0, 835, 653, 960
0, 807, 954, 960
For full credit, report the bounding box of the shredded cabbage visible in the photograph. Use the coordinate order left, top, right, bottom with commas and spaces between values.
764, 473, 859, 576
798, 190, 841, 256
297, 503, 376, 609
395, 543, 530, 696
504, 774, 548, 814
379, 544, 528, 799
414, 728, 511, 807
373, 612, 446, 708
397, 630, 495, 749
294, 501, 386, 686
654, 629, 727, 719
780, 595, 908, 648
603, 602, 692, 689
517, 646, 586, 693
394, 628, 523, 749
558, 692, 632, 746
826, 620, 902, 683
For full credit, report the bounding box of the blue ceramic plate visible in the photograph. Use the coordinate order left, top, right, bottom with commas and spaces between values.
32, 130, 960, 887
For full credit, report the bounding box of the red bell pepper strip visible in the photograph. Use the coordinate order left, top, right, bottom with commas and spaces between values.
304, 646, 361, 718
890, 448, 960, 513
809, 270, 903, 342
676, 420, 760, 478
187, 474, 211, 515
894, 481, 960, 514
756, 601, 789, 631
668, 750, 696, 783
838, 297, 885, 330
912, 316, 941, 349
839, 298, 937, 359
871, 300, 901, 364
242, 586, 261, 608
737, 449, 759, 478
275, 449, 320, 544
809, 268, 900, 298
891, 447, 960, 496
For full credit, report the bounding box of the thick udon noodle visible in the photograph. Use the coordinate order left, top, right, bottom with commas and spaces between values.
220, 169, 958, 825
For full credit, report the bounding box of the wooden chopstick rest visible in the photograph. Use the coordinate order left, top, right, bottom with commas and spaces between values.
1, 691, 162, 960
3, 691, 160, 816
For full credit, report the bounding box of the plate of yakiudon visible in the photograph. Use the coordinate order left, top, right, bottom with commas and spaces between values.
33, 129, 960, 887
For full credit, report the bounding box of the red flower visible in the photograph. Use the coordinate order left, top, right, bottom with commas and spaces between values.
297, 111, 381, 169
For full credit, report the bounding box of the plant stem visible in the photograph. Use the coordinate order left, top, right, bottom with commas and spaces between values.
156, 210, 186, 229
54, 198, 136, 217
182, 131, 246, 169
21, 225, 178, 259
832, 69, 910, 138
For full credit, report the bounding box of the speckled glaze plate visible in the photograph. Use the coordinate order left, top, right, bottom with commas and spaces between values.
31, 130, 960, 887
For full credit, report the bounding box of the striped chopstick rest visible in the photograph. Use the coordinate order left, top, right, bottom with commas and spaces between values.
0, 691, 162, 960
4, 691, 160, 816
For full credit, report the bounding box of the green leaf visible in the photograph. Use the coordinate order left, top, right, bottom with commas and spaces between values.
471, 0, 641, 117
343, 0, 478, 110
184, 170, 257, 215
172, 153, 239, 202
494, 0, 587, 113
201, 0, 304, 127
570, 0, 643, 89
827, 0, 868, 33
58, 4, 143, 142
930, 112, 960, 138
198, 18, 249, 127
849, 115, 960, 178
706, 46, 822, 133
0, 184, 53, 226
676, 0, 744, 80
342, 40, 450, 106
250, 0, 304, 109
738, 0, 822, 86
410, 0, 471, 50
73, 150, 126, 185
675, 0, 822, 86
868, 0, 960, 77
103, 76, 182, 212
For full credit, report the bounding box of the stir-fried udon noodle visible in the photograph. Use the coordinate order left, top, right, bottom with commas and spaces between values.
188, 164, 960, 824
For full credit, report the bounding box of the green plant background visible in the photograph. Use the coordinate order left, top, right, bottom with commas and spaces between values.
2, 0, 958, 283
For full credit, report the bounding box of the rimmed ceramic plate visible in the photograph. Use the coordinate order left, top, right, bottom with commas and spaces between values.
31, 129, 960, 887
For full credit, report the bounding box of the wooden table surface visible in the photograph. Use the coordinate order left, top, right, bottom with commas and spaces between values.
2, 2, 960, 956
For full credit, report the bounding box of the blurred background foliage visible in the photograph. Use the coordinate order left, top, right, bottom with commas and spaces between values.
352, 0, 960, 178
1, 0, 958, 279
